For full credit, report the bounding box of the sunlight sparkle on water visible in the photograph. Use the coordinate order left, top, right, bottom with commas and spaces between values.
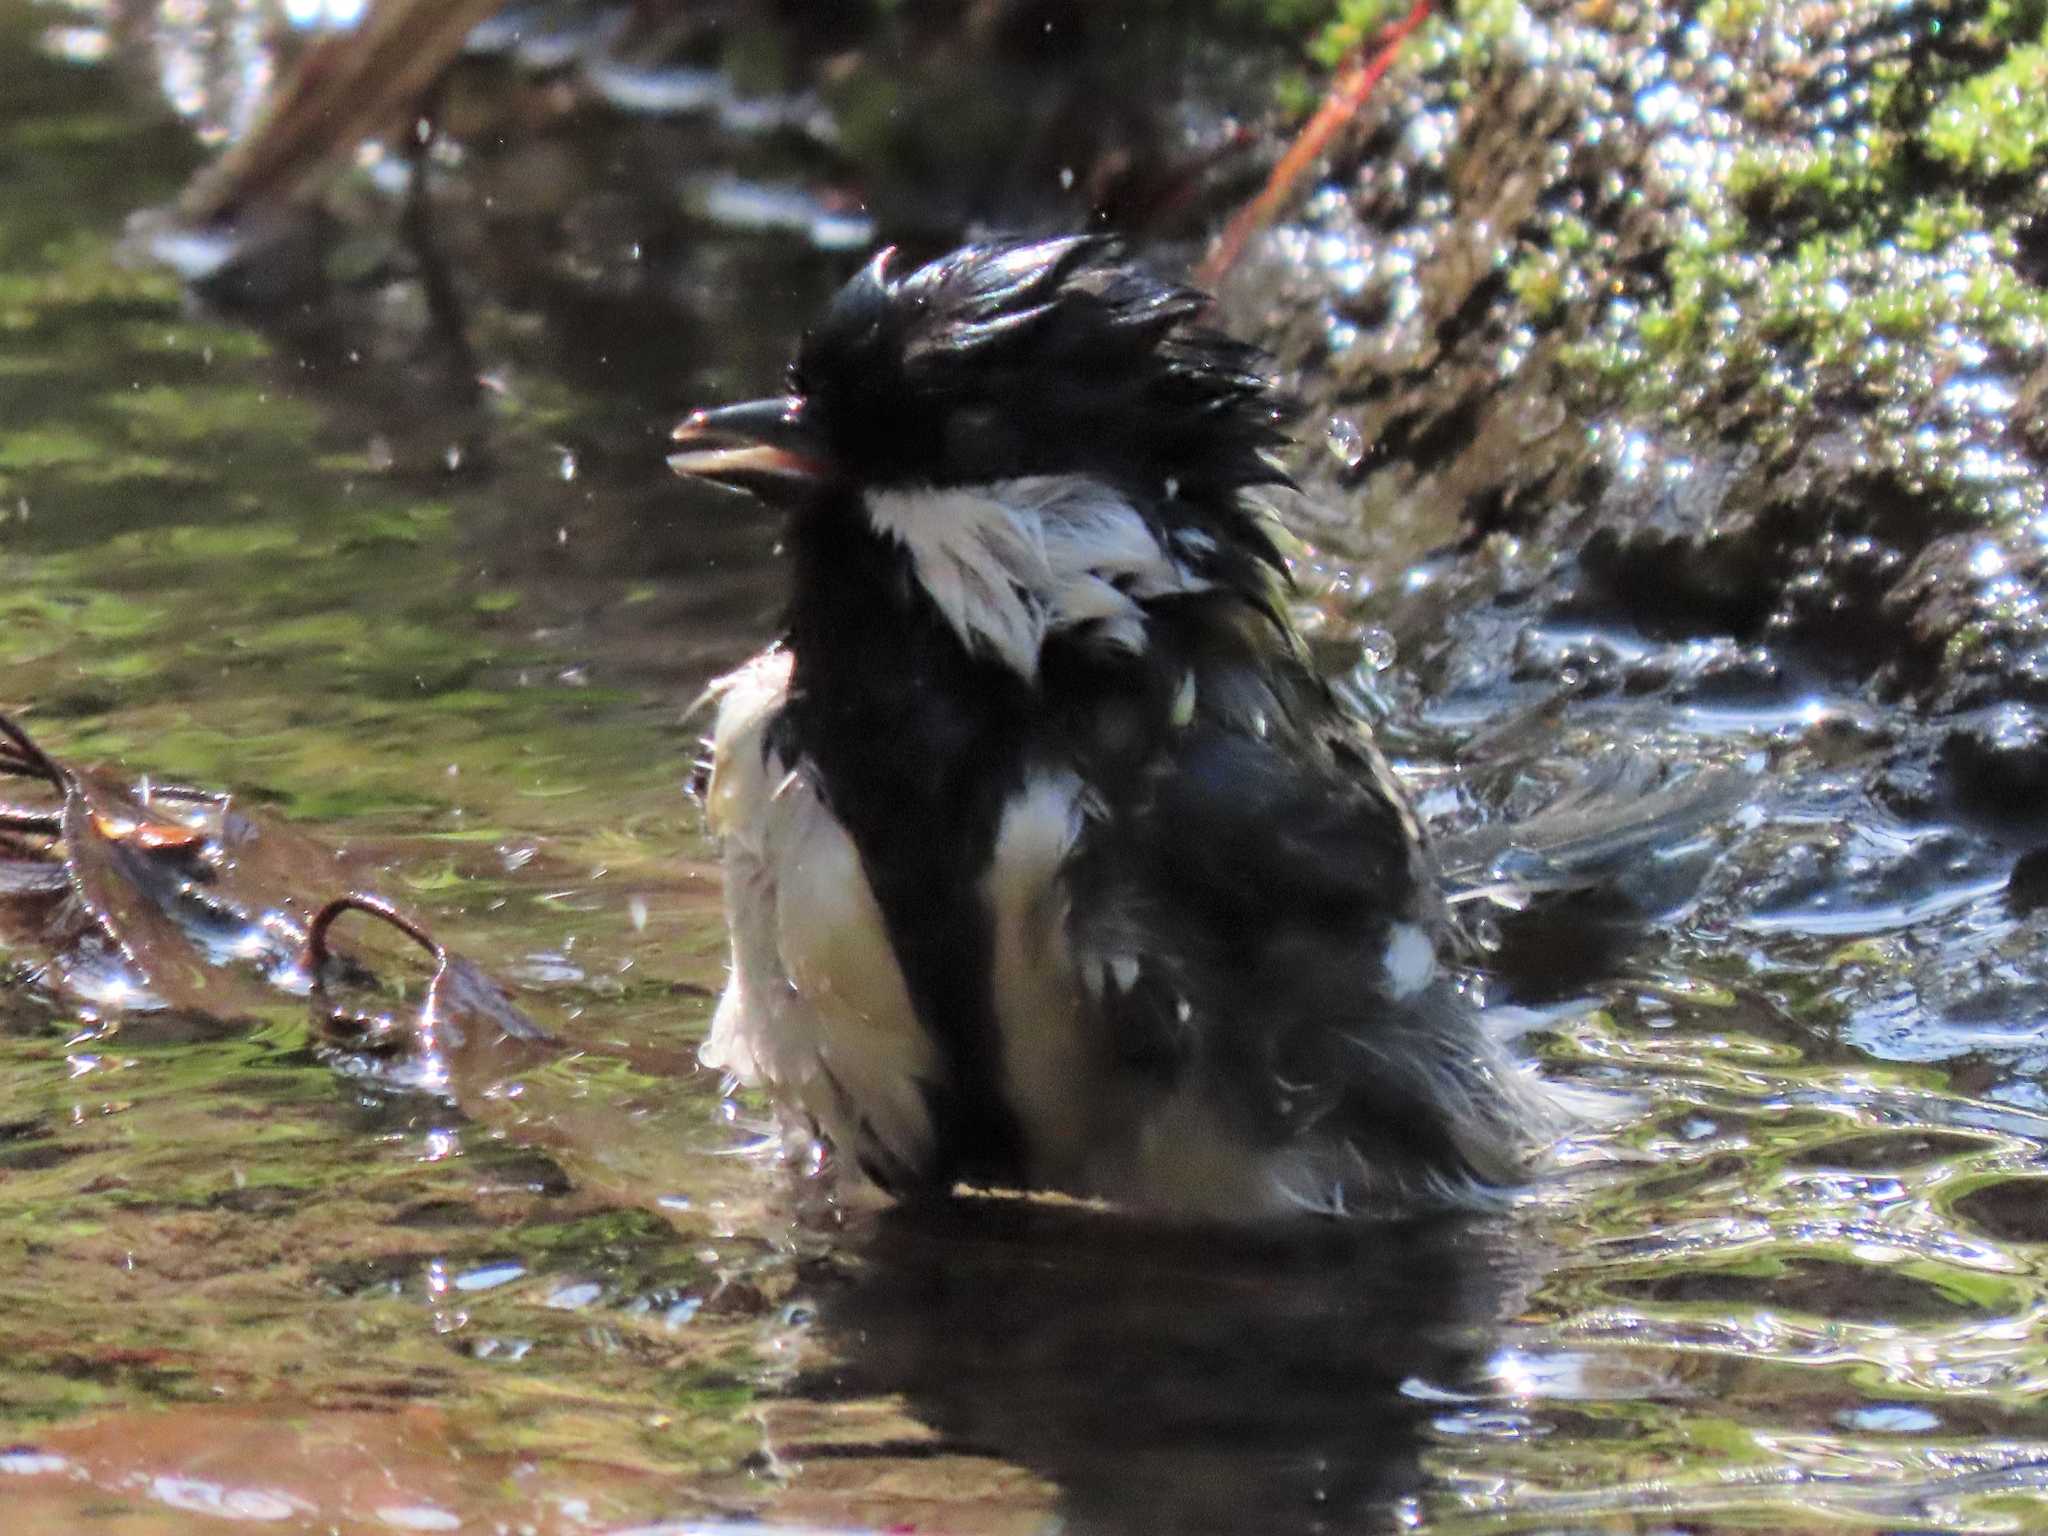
419, 1127, 461, 1162
453, 1261, 526, 1293
282, 0, 367, 28
150, 1476, 307, 1521
375, 1507, 461, 1532
0, 1451, 69, 1476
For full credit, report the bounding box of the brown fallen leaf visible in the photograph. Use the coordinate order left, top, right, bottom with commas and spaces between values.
138, 780, 362, 942
0, 711, 533, 1048
0, 713, 266, 1015
58, 782, 261, 1015
305, 892, 555, 1076
0, 715, 207, 854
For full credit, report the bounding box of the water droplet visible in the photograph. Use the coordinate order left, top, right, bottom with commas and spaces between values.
1326, 415, 1367, 469
0, 1450, 67, 1476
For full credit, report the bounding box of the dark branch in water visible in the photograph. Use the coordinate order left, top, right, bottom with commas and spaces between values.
0, 711, 66, 790
177, 0, 507, 226
305, 890, 445, 974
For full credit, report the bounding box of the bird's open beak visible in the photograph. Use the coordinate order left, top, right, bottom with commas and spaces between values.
668, 396, 830, 501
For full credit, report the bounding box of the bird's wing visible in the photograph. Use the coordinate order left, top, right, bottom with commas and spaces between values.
1060, 655, 1552, 1210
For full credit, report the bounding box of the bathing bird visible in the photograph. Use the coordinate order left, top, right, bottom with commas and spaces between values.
669, 236, 1569, 1218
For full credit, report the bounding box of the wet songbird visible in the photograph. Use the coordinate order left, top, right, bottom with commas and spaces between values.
670, 237, 1569, 1218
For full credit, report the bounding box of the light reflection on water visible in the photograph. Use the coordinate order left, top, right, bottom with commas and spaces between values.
6, 2, 2048, 1534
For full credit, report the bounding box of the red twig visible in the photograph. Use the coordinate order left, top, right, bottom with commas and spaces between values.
1196, 0, 1434, 291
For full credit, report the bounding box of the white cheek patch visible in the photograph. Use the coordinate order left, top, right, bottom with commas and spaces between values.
867, 483, 1049, 677
865, 475, 1208, 679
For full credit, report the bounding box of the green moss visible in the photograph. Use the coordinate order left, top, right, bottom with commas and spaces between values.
1501, 0, 2048, 532
1307, 0, 1402, 67
1696, 0, 1772, 41
1506, 243, 1569, 320
1726, 128, 1900, 232
1922, 44, 2048, 177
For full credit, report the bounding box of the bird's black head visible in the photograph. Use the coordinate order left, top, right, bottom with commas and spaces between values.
672, 236, 1293, 515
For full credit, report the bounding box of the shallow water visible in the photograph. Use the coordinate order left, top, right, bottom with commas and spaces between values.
7, 3, 2048, 1534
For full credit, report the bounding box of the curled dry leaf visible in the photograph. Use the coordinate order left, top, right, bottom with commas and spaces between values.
0, 711, 544, 1075
0, 711, 262, 1015
304, 893, 554, 1085
57, 779, 259, 1015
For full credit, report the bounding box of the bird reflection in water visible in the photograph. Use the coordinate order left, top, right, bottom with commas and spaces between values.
796, 1198, 1529, 1535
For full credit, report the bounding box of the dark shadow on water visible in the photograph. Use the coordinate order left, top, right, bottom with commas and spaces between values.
804, 1199, 1526, 1536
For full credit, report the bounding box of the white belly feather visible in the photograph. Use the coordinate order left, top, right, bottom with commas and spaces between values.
700, 649, 1356, 1218
700, 648, 939, 1179
982, 769, 1099, 1186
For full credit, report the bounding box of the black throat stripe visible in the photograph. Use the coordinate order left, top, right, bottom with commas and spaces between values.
776, 504, 1033, 1190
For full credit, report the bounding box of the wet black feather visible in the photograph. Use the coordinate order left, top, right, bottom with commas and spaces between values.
792, 237, 1296, 604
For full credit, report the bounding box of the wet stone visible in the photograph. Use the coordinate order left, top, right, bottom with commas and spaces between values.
1783, 1132, 1995, 1172
1233, 0, 2048, 752
1890, 530, 2048, 713
2006, 845, 2048, 915
1600, 1257, 1985, 1322
1941, 703, 2048, 814
1951, 1179, 2048, 1245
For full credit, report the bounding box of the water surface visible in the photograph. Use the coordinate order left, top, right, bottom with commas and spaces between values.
7, 5, 2048, 1534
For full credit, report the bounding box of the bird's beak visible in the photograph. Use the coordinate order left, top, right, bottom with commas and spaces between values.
668, 396, 830, 501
